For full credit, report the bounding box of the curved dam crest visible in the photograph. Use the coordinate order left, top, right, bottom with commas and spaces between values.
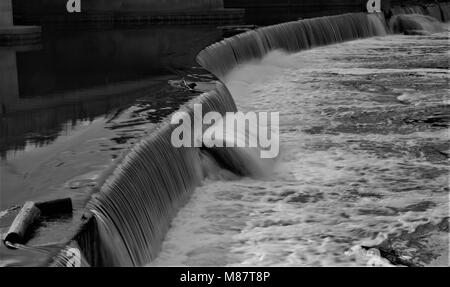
45, 7, 449, 266
196, 12, 388, 80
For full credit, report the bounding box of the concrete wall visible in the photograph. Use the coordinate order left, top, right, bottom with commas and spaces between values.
223, 0, 383, 24
1, 0, 13, 26
224, 0, 442, 25
12, 0, 224, 14
224, 0, 441, 24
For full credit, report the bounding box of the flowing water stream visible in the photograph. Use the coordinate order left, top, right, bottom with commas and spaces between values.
1, 10, 448, 267
153, 29, 449, 267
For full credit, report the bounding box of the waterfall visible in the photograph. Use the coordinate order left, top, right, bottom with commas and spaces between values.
390, 14, 446, 35
391, 6, 427, 16
202, 114, 277, 179
196, 12, 388, 80
390, 3, 450, 23
49, 83, 241, 266
426, 4, 443, 22
46, 7, 449, 267
440, 3, 450, 22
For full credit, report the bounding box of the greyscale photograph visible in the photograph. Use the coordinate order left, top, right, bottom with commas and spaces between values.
0, 0, 449, 268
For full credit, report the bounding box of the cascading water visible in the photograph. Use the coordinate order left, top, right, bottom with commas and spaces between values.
202, 114, 278, 179
387, 3, 449, 34
50, 83, 240, 266
426, 4, 444, 21
50, 82, 275, 267
390, 3, 450, 22
47, 7, 450, 267
440, 2, 450, 21
196, 13, 388, 80
391, 5, 428, 16
390, 14, 446, 35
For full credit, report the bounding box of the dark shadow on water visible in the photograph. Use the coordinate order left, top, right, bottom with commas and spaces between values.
0, 25, 221, 158
16, 26, 220, 97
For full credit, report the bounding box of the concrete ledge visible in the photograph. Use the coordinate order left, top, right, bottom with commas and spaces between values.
0, 26, 41, 46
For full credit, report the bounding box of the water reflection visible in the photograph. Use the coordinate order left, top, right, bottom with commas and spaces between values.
0, 48, 20, 115
0, 26, 221, 158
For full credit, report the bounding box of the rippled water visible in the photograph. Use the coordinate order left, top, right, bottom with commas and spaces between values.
152, 31, 449, 266
0, 25, 222, 266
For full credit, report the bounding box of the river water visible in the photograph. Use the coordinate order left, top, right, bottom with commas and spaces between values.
0, 26, 221, 266
0, 25, 221, 209
152, 30, 449, 266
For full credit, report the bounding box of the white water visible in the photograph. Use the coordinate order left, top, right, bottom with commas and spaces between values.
152, 31, 449, 266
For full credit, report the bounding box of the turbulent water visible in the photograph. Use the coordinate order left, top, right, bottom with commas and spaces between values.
45, 12, 397, 267
152, 29, 449, 266
6, 9, 447, 267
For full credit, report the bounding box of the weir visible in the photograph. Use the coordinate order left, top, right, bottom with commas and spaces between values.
390, 14, 446, 34
49, 82, 239, 266
388, 3, 450, 34
197, 3, 450, 80
196, 12, 389, 80
390, 3, 450, 22
43, 7, 449, 267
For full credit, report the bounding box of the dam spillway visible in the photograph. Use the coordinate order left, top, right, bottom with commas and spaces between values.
49, 11, 391, 266
155, 32, 449, 266
1, 3, 449, 267
196, 12, 388, 80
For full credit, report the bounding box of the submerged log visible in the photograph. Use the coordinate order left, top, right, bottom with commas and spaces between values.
4, 201, 41, 247
3, 198, 73, 248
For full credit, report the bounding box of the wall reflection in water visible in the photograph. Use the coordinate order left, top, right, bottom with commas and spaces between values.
0, 26, 221, 158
